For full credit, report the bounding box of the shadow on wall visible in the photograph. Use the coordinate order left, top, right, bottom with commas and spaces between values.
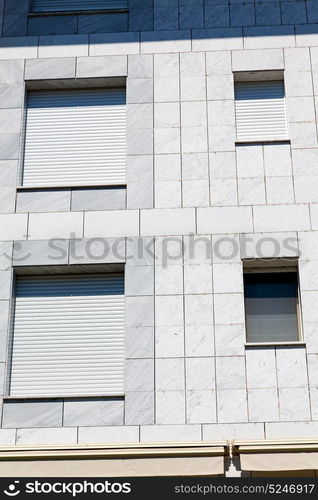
0, 0, 318, 45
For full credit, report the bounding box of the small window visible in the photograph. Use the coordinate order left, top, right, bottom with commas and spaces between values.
235, 79, 288, 142
244, 269, 301, 344
31, 0, 128, 13
9, 274, 125, 397
23, 88, 126, 187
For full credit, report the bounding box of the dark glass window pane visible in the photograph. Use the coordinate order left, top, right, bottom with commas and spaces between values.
244, 272, 299, 343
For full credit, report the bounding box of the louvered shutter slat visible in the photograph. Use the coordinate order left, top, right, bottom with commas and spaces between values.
23, 89, 126, 187
235, 81, 288, 142
10, 274, 125, 397
31, 0, 128, 12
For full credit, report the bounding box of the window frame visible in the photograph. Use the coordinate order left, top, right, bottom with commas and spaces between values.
243, 266, 304, 347
5, 268, 126, 399
234, 71, 289, 144
29, 0, 128, 15
20, 84, 127, 190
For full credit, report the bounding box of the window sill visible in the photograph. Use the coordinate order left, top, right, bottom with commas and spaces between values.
28, 9, 128, 16
4, 394, 125, 400
235, 139, 290, 145
245, 341, 305, 347
17, 184, 126, 191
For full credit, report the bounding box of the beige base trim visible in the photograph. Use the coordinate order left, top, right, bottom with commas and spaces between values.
241, 452, 318, 472
0, 442, 227, 477
0, 456, 224, 478
234, 440, 318, 472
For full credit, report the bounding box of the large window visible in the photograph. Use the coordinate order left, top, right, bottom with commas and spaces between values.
23, 88, 126, 187
9, 274, 125, 397
31, 0, 128, 13
244, 269, 301, 344
235, 79, 288, 142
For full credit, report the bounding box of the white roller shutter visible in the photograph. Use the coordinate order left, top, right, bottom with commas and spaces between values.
235, 81, 288, 142
10, 274, 125, 397
23, 89, 126, 187
31, 0, 128, 12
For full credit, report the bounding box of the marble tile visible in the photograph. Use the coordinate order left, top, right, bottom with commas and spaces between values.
248, 388, 279, 422
246, 348, 277, 389
156, 391, 186, 424
240, 232, 298, 259
217, 389, 248, 423
29, 15, 76, 35
155, 326, 184, 357
203, 422, 264, 440
0, 60, 24, 84
215, 324, 245, 356
78, 13, 128, 34
183, 234, 212, 265
185, 294, 213, 326
0, 301, 9, 331
0, 428, 16, 445
307, 354, 318, 386
154, 154, 181, 181
182, 153, 209, 181
155, 266, 183, 295
126, 237, 155, 267
71, 188, 126, 212
78, 426, 139, 444
213, 263, 243, 294
125, 359, 154, 392
2, 401, 63, 428
212, 233, 241, 264
0, 271, 12, 300
279, 388, 311, 421
140, 424, 201, 443
214, 294, 245, 325
63, 399, 124, 427
266, 421, 318, 439
155, 181, 182, 208
125, 327, 154, 359
25, 57, 76, 80
156, 358, 185, 391
180, 52, 205, 76
210, 178, 238, 206
184, 264, 213, 294
16, 190, 71, 213
309, 386, 318, 420
206, 51, 232, 75
0, 242, 13, 271
276, 347, 308, 388
0, 84, 24, 108
125, 265, 154, 296
125, 392, 154, 425
216, 356, 246, 390
13, 239, 69, 267
186, 390, 217, 424
16, 428, 77, 445
210, 151, 236, 180
301, 291, 318, 322
236, 145, 264, 178
185, 325, 215, 357
0, 160, 18, 187
28, 212, 83, 240
238, 177, 266, 205
155, 295, 184, 327
303, 322, 318, 354
126, 296, 154, 328
186, 358, 215, 391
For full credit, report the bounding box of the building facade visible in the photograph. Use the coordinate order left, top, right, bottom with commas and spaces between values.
0, 0, 318, 477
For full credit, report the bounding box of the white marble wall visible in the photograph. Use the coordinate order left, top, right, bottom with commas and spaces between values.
0, 2, 318, 481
